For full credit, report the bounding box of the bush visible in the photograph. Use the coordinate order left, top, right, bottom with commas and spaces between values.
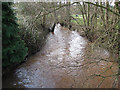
14, 2, 49, 55
2, 2, 28, 67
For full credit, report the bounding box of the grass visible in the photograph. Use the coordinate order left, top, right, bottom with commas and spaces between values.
71, 14, 85, 25
71, 14, 105, 27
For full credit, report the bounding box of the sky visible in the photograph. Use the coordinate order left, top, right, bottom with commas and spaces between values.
12, 0, 119, 3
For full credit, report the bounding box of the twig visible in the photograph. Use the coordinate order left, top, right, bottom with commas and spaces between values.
84, 2, 120, 17
97, 78, 105, 88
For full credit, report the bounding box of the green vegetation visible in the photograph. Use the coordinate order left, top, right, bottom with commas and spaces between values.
2, 2, 28, 67
71, 14, 84, 25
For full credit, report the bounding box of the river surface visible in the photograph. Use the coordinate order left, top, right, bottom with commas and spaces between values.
3, 24, 118, 88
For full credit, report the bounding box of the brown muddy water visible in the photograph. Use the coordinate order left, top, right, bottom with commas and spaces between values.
3, 24, 118, 88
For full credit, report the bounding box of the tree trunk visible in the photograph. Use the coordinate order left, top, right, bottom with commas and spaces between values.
87, 3, 90, 27
42, 2, 46, 30
53, 2, 57, 23
66, 2, 71, 28
94, 2, 98, 29
105, 1, 109, 27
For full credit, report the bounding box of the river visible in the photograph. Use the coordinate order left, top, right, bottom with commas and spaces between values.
3, 24, 118, 88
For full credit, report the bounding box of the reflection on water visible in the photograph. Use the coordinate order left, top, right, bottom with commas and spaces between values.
69, 31, 87, 58
3, 24, 118, 88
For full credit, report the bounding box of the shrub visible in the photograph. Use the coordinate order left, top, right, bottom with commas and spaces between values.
2, 2, 28, 67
